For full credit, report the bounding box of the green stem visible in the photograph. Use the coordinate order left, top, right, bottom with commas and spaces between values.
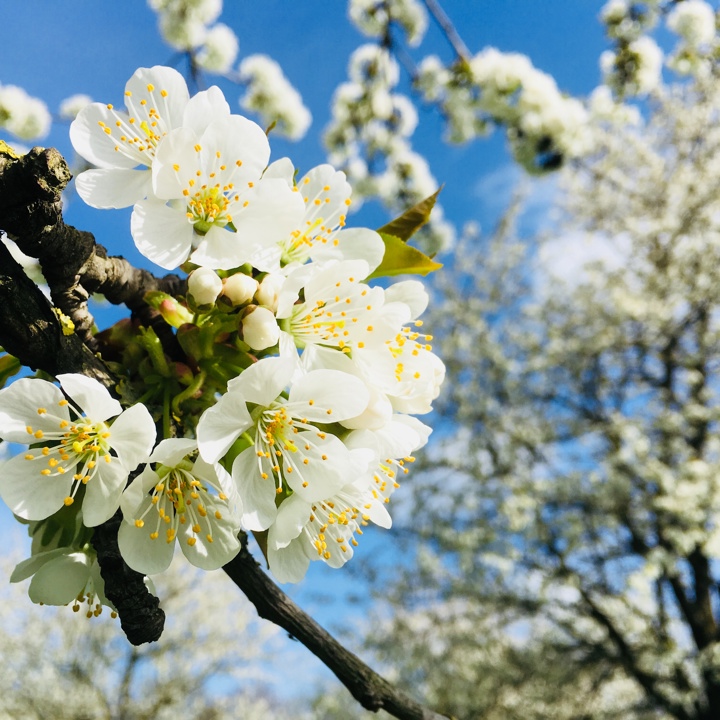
171, 370, 206, 415
162, 386, 172, 440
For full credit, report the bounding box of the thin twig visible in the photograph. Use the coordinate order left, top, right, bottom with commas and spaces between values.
223, 534, 451, 720
422, 0, 471, 63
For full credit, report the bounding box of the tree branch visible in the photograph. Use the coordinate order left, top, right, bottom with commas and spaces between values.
223, 533, 450, 720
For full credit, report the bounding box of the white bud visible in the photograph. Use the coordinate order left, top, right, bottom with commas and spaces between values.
241, 306, 280, 351
188, 267, 223, 306
255, 273, 285, 312
222, 272, 258, 306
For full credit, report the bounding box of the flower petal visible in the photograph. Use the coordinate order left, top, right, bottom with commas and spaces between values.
57, 373, 122, 421
75, 167, 152, 209
289, 369, 369, 422
196, 392, 253, 464
10, 547, 69, 583
118, 514, 175, 575
69, 103, 140, 169
267, 538, 311, 583
182, 85, 230, 135
131, 199, 195, 270
0, 451, 71, 520
179, 495, 241, 570
226, 356, 294, 405
108, 402, 156, 471
82, 457, 128, 526
124, 65, 190, 134
232, 446, 278, 531
0, 378, 69, 442
28, 552, 90, 605
149, 437, 197, 467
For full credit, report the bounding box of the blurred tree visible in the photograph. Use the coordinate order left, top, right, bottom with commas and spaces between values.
0, 541, 302, 720
331, 58, 720, 720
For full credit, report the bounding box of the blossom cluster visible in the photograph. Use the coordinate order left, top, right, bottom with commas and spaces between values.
0, 65, 443, 610
0, 83, 51, 141
148, 0, 239, 73
237, 55, 312, 141
349, 0, 429, 47
415, 48, 592, 173
325, 44, 455, 254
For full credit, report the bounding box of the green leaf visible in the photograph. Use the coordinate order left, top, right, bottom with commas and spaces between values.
377, 187, 442, 242
368, 233, 443, 280
0, 353, 21, 389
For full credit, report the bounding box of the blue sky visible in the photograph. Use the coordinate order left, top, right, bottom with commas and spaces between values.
0, 0, 612, 700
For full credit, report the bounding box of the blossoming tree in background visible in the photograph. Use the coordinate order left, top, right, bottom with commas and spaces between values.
2, 0, 719, 718
311, 2, 720, 719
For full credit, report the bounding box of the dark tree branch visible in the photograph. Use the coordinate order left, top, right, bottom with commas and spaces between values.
0, 146, 184, 347
223, 533, 451, 720
0, 145, 165, 645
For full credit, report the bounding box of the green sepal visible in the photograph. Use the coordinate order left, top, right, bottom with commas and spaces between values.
377, 187, 442, 242
0, 353, 21, 389
367, 232, 443, 280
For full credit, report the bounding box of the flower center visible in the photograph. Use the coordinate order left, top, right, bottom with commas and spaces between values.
185, 185, 234, 234
24, 402, 113, 507
134, 464, 227, 548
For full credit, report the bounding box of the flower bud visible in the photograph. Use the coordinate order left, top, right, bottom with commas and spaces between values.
241, 306, 280, 351
188, 267, 223, 306
222, 272, 258, 306
158, 297, 193, 327
255, 273, 285, 312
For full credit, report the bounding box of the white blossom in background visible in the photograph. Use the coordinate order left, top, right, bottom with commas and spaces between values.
148, 0, 222, 51
238, 54, 312, 140
0, 83, 51, 140
325, 43, 452, 253
196, 22, 239, 73
667, 0, 716, 47
0, 374, 155, 526
58, 93, 93, 120
349, 0, 428, 46
601, 35, 664, 95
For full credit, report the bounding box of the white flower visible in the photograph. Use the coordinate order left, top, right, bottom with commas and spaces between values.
58, 94, 93, 121
238, 54, 312, 141
667, 0, 716, 47
132, 114, 304, 270
267, 471, 381, 583
70, 66, 193, 209
197, 356, 369, 531
267, 413, 431, 583
196, 23, 239, 73
0, 374, 155, 526
264, 160, 385, 270
0, 84, 51, 140
629, 37, 664, 94
10, 546, 115, 617
118, 438, 242, 574
71, 65, 234, 212
187, 266, 223, 306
